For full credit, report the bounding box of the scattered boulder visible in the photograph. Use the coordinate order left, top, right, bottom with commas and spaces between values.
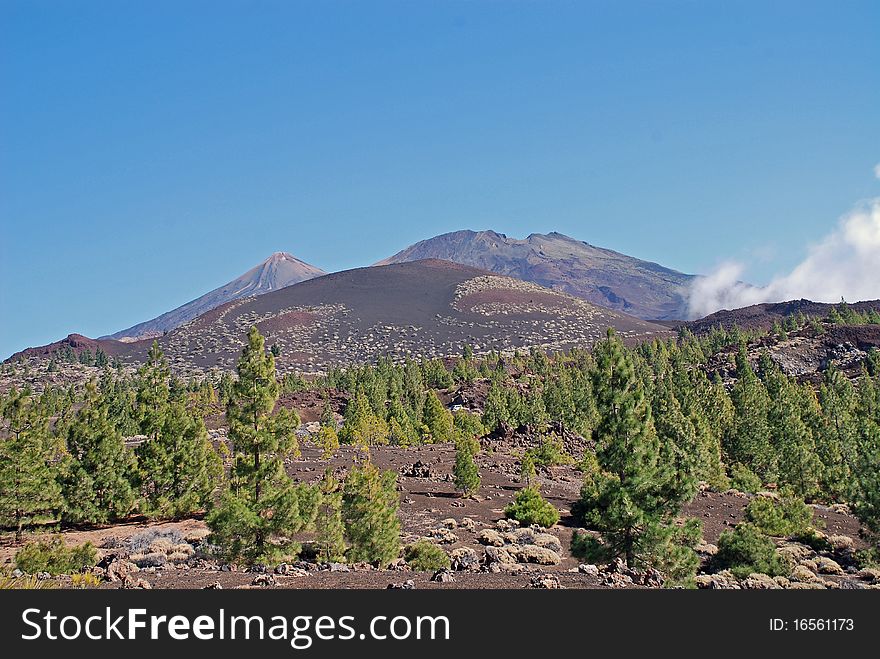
815, 556, 844, 575
103, 558, 139, 583
400, 461, 432, 478
387, 579, 416, 590
204, 582, 223, 589
741, 573, 782, 589
450, 547, 480, 571
529, 574, 562, 589
251, 574, 276, 587
777, 542, 814, 564
600, 572, 634, 588
477, 529, 506, 547
274, 564, 309, 577
788, 581, 826, 590
121, 576, 152, 589
695, 542, 718, 556
856, 568, 880, 583
430, 528, 458, 544
578, 564, 600, 576
495, 519, 520, 532
430, 569, 455, 583
509, 545, 561, 566
387, 558, 407, 571
694, 571, 740, 590
483, 546, 517, 565
790, 565, 821, 583
828, 535, 854, 552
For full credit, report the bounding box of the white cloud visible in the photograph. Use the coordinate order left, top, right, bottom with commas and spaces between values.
874, 162, 880, 180
687, 197, 880, 318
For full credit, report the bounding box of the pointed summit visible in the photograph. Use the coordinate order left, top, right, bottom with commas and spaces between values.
105, 252, 325, 341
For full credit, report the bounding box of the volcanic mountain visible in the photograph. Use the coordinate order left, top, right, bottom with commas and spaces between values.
376, 230, 695, 320
105, 252, 325, 342
68, 260, 668, 375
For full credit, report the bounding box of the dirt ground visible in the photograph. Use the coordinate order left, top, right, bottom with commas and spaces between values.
2, 438, 872, 590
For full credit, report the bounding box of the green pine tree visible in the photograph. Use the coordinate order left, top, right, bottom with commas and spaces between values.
206, 327, 303, 563
453, 435, 481, 496
575, 329, 699, 578
60, 381, 137, 524
482, 381, 510, 432
816, 365, 860, 500
135, 341, 170, 441
422, 391, 453, 443
135, 394, 223, 518
0, 389, 63, 540
726, 345, 774, 481
342, 460, 401, 566
339, 391, 389, 447
315, 469, 346, 563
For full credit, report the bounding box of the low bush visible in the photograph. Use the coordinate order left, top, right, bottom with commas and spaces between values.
729, 463, 761, 494
70, 572, 102, 589
504, 487, 560, 528
15, 537, 97, 575
0, 574, 55, 590
714, 523, 789, 579
791, 528, 832, 553
527, 434, 574, 468
746, 493, 813, 537
570, 529, 609, 563
404, 541, 450, 572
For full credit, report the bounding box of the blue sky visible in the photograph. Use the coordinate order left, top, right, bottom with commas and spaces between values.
1, 0, 879, 357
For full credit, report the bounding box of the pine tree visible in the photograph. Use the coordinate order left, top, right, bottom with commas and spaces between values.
0, 389, 63, 540
206, 327, 303, 563
315, 469, 346, 563
316, 423, 340, 459
482, 381, 510, 432
135, 341, 170, 441
575, 329, 699, 575
726, 345, 774, 481
765, 369, 822, 498
851, 370, 880, 548
652, 382, 700, 502
422, 391, 453, 443
339, 391, 389, 447
342, 460, 401, 565
452, 410, 485, 442
817, 366, 859, 499
519, 453, 537, 487
60, 381, 137, 524
453, 435, 481, 496
135, 394, 223, 518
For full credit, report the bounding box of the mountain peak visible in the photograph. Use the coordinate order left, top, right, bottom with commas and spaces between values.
105, 251, 325, 341
377, 229, 694, 320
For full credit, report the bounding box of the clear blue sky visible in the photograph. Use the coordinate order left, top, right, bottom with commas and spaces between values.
2, 0, 878, 358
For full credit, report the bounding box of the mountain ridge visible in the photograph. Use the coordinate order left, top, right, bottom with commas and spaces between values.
376, 229, 695, 320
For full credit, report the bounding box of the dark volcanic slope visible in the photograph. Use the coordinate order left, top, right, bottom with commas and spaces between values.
105, 252, 325, 342
105, 259, 667, 374
684, 299, 880, 334
377, 230, 695, 320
